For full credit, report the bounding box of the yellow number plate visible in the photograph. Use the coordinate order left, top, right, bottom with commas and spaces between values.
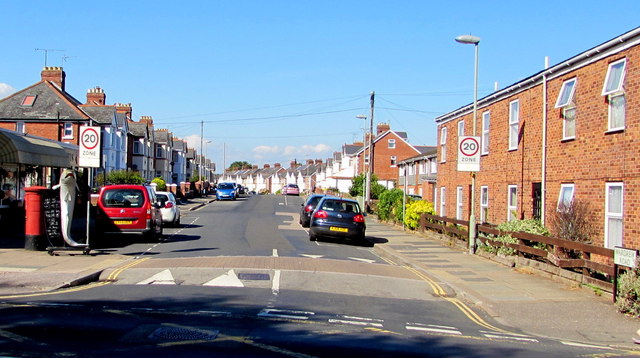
330, 226, 348, 233
114, 220, 133, 225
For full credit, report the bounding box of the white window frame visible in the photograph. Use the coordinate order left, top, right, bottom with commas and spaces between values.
562, 106, 576, 140
440, 127, 447, 163
456, 186, 463, 220
602, 58, 626, 96
133, 141, 143, 155
390, 156, 397, 167
507, 185, 518, 221
440, 187, 446, 217
480, 186, 489, 223
555, 78, 577, 108
608, 93, 625, 132
458, 120, 465, 137
605, 182, 624, 249
481, 111, 490, 155
62, 123, 73, 139
557, 184, 575, 210
388, 139, 396, 149
508, 100, 519, 150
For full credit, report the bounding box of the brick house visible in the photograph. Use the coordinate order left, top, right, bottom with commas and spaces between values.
127, 116, 155, 181
355, 123, 430, 188
435, 27, 640, 250
397, 147, 438, 202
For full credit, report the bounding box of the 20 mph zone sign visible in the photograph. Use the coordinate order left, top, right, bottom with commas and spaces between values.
78, 126, 101, 168
457, 136, 481, 172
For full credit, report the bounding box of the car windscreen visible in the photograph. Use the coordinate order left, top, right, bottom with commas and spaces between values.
319, 200, 360, 213
218, 183, 234, 189
102, 189, 145, 208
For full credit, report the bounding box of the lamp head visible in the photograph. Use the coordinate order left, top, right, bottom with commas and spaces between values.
356, 114, 367, 120
455, 35, 481, 45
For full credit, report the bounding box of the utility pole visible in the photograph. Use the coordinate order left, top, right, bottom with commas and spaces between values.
365, 91, 375, 210
199, 120, 203, 184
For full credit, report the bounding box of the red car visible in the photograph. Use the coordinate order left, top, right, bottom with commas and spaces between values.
283, 184, 300, 196
96, 184, 163, 241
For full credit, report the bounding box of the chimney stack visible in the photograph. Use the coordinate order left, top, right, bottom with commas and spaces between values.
290, 160, 298, 168
264, 164, 271, 168
306, 159, 314, 165
140, 115, 154, 125
86, 87, 106, 105
376, 122, 390, 135
115, 103, 132, 121
315, 159, 322, 165
274, 163, 281, 168
41, 67, 65, 91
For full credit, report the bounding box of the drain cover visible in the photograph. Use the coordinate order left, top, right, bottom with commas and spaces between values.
148, 326, 219, 341
237, 273, 270, 280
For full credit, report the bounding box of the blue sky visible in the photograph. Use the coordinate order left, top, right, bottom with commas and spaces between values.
1, 1, 639, 171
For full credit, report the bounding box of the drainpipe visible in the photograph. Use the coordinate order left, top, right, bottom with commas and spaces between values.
541, 56, 549, 225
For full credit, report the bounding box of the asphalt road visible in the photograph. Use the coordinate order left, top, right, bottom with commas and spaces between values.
0, 194, 629, 357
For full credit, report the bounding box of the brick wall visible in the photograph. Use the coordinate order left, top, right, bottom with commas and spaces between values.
435, 41, 640, 250
357, 131, 420, 183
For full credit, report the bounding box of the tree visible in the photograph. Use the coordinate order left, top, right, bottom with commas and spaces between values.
348, 173, 386, 199
229, 161, 252, 171
151, 177, 167, 191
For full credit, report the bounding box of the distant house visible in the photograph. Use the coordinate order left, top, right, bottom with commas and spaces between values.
397, 147, 438, 202
154, 129, 173, 182
127, 117, 154, 181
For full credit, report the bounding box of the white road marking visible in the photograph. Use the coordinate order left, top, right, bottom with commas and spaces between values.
272, 270, 281, 295
203, 269, 244, 287
258, 308, 314, 320
348, 257, 376, 264
560, 341, 612, 350
300, 254, 324, 259
136, 269, 176, 285
482, 333, 538, 343
406, 324, 462, 336
329, 315, 384, 328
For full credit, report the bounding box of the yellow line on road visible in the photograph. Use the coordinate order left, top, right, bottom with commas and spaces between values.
402, 265, 514, 335
0, 257, 149, 300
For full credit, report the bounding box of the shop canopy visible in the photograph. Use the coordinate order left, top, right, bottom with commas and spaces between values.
0, 128, 77, 168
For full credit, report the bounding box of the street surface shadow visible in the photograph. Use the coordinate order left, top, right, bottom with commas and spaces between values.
365, 236, 389, 245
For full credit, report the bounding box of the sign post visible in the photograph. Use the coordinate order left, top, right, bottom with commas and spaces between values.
78, 126, 101, 252
457, 136, 481, 172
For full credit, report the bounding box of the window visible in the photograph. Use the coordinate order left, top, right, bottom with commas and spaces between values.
364, 154, 369, 165
563, 107, 576, 140
608, 94, 625, 131
508, 100, 519, 150
156, 146, 164, 158
602, 58, 626, 96
21, 95, 36, 106
507, 185, 517, 221
15, 122, 25, 134
557, 184, 575, 210
440, 127, 447, 162
605, 183, 623, 248
390, 156, 397, 167
133, 141, 143, 155
480, 186, 489, 223
481, 111, 490, 155
555, 78, 577, 108
456, 186, 463, 220
62, 123, 73, 139
388, 139, 396, 149
440, 187, 446, 216
430, 160, 437, 174
458, 120, 465, 137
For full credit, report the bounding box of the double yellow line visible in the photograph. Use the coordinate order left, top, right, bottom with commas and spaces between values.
403, 265, 514, 335
0, 257, 149, 300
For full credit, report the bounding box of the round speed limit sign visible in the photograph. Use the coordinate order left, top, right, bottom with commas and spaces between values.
79, 126, 101, 168
81, 127, 100, 150
457, 136, 480, 172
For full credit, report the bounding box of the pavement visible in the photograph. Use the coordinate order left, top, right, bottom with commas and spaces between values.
0, 196, 638, 350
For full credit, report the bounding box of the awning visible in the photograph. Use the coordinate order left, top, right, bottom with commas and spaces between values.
0, 128, 78, 168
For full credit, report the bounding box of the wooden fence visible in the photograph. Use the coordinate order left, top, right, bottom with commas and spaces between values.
419, 213, 615, 291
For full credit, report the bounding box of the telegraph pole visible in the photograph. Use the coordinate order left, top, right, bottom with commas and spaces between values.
365, 91, 375, 210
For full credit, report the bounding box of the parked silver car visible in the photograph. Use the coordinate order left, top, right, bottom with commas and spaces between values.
155, 191, 181, 227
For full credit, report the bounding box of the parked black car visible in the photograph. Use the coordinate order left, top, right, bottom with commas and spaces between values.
308, 196, 366, 243
299, 194, 325, 228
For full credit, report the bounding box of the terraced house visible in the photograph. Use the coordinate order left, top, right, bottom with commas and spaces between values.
435, 27, 640, 250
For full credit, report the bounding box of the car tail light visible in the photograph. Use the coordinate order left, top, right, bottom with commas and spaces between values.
146, 203, 152, 219
353, 214, 365, 223
304, 204, 314, 212
313, 210, 328, 219
165, 202, 174, 208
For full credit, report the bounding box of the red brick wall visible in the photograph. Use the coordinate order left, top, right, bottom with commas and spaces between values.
357, 132, 420, 183
0, 122, 82, 146
436, 44, 640, 250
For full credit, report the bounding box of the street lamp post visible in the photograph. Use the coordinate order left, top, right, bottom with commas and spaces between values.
455, 34, 480, 254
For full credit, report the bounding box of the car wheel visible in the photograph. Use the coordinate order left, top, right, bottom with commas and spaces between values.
156, 224, 163, 242
175, 216, 181, 227
309, 232, 317, 241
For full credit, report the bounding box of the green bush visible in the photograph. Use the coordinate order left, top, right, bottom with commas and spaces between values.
404, 200, 435, 230
376, 188, 403, 222
616, 260, 640, 317
101, 170, 144, 185
481, 219, 549, 256
151, 177, 167, 191
348, 173, 387, 199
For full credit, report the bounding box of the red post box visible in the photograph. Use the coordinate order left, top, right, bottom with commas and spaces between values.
24, 186, 47, 251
